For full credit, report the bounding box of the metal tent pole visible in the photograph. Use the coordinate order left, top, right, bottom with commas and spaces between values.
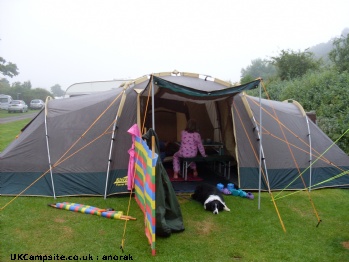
253, 116, 270, 210
104, 88, 127, 199
258, 82, 262, 209
305, 116, 313, 191
44, 96, 56, 199
241, 92, 270, 209
151, 75, 155, 131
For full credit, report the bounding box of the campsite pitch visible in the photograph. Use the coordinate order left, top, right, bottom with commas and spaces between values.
1, 190, 349, 261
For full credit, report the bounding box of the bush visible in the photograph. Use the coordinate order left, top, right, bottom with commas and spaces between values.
247, 69, 349, 154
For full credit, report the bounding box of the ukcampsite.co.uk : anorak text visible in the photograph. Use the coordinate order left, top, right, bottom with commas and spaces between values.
10, 253, 134, 261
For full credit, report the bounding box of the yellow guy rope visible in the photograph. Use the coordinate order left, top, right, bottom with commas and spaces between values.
141, 78, 153, 134
274, 169, 349, 200
121, 77, 153, 252
233, 102, 287, 233
247, 97, 344, 171
258, 81, 322, 225
274, 128, 349, 200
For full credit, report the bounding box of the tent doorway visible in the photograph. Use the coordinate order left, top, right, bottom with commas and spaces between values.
138, 75, 242, 189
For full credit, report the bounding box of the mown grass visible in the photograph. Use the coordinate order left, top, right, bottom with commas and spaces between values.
1, 116, 349, 261
0, 118, 32, 152
0, 109, 34, 118
1, 190, 349, 261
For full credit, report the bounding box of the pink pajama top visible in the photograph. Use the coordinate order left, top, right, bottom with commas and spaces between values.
178, 130, 206, 157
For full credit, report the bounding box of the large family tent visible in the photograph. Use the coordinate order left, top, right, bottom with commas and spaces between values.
1, 71, 349, 197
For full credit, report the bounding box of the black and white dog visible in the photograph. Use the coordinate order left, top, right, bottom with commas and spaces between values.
191, 183, 230, 214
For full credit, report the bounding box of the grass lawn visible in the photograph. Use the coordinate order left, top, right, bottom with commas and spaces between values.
1, 190, 349, 261
0, 118, 32, 152
0, 116, 349, 261
0, 109, 35, 118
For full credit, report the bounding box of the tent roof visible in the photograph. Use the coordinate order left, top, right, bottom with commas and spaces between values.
134, 71, 261, 103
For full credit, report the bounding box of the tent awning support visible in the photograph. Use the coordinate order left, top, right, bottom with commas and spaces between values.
241, 91, 270, 208
104, 88, 127, 199
258, 82, 262, 209
250, 114, 270, 209
151, 75, 155, 131
44, 96, 56, 199
305, 113, 313, 191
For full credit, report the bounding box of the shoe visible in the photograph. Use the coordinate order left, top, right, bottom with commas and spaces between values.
239, 190, 247, 197
227, 183, 235, 191
217, 183, 224, 192
246, 192, 254, 199
222, 188, 231, 195
231, 189, 239, 196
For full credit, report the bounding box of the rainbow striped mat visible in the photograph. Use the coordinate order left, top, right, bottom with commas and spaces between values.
48, 202, 136, 221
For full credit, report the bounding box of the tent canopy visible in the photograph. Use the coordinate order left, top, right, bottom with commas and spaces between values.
140, 74, 260, 102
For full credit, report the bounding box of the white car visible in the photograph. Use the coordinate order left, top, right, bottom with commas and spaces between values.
30, 99, 45, 109
8, 100, 29, 113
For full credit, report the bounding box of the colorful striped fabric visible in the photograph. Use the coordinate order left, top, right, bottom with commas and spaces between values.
134, 135, 157, 256
50, 202, 126, 220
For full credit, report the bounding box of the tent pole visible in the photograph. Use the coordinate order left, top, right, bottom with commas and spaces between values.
241, 93, 270, 209
258, 82, 262, 210
305, 116, 313, 191
250, 114, 270, 208
151, 75, 155, 131
104, 88, 127, 199
44, 96, 56, 199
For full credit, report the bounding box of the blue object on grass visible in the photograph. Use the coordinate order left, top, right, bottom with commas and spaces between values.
216, 183, 224, 191
227, 183, 235, 191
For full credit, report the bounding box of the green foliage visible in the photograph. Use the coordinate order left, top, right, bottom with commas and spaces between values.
240, 74, 255, 85
0, 81, 53, 105
0, 56, 19, 78
240, 58, 276, 84
329, 34, 349, 73
270, 49, 322, 80
0, 78, 10, 89
51, 84, 65, 97
256, 69, 349, 154
12, 80, 32, 89
0, 56, 55, 103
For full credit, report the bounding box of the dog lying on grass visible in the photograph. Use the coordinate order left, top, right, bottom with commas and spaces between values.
191, 183, 230, 214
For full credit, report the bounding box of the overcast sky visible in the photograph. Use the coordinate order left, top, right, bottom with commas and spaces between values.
1, 0, 348, 91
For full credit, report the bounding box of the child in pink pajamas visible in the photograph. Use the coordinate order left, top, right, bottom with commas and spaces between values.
173, 119, 207, 179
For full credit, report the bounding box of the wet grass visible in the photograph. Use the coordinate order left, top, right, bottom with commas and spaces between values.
0, 119, 32, 151
1, 189, 349, 261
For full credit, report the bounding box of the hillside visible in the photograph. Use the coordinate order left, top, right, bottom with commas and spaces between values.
308, 28, 349, 62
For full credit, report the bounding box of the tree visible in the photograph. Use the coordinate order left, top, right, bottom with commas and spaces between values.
328, 34, 349, 73
0, 78, 10, 89
240, 58, 276, 84
261, 69, 349, 154
22, 80, 32, 89
270, 49, 321, 80
50, 84, 65, 97
0, 56, 19, 78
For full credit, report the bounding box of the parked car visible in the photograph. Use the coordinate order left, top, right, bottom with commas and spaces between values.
30, 99, 45, 109
8, 100, 28, 113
